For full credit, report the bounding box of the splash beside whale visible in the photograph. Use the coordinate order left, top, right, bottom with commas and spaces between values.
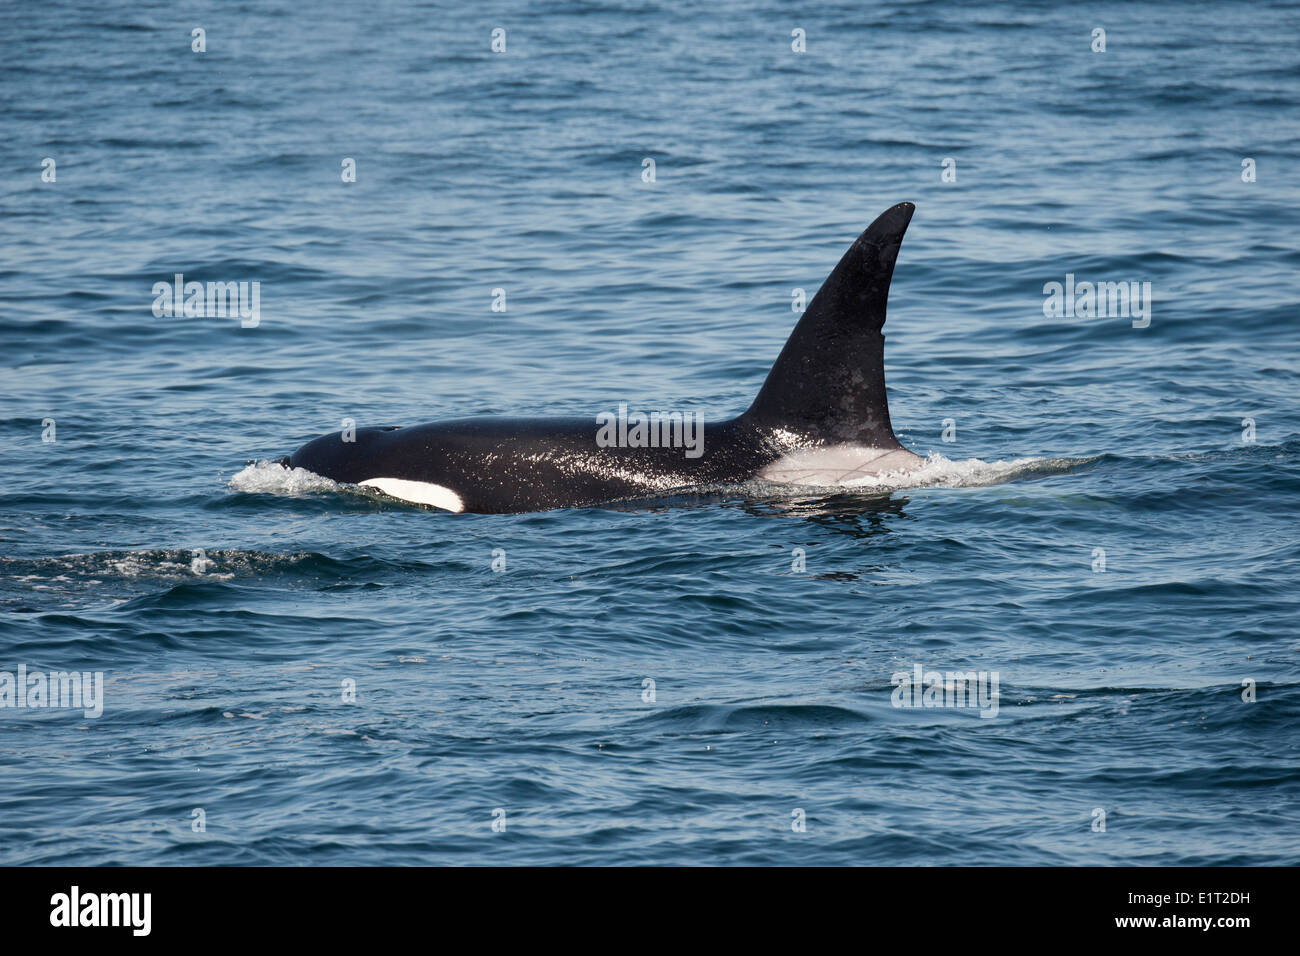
278, 202, 925, 513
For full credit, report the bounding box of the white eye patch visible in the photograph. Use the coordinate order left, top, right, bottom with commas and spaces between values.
359, 477, 465, 513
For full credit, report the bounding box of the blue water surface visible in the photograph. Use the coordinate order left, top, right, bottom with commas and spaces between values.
1, 0, 1298, 865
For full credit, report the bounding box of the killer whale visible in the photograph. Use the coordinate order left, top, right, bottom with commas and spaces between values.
279, 202, 922, 513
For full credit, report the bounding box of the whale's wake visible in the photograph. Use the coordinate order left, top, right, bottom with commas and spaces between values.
836, 452, 1093, 491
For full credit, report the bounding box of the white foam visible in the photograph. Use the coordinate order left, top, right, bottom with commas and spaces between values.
759, 447, 924, 484
228, 460, 340, 495
837, 452, 1077, 491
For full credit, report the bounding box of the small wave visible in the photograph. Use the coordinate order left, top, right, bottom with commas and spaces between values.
0, 548, 392, 615
228, 460, 339, 496
634, 701, 875, 733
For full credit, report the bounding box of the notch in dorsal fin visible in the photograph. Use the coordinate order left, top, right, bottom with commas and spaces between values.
743, 202, 914, 447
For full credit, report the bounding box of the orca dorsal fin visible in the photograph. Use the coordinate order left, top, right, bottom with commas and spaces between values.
743, 202, 914, 448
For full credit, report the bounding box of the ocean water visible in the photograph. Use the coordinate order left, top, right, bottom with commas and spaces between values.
2, 0, 1298, 865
